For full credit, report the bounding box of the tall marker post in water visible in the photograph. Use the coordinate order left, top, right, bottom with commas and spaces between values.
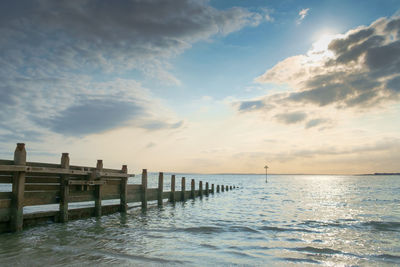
264, 165, 268, 183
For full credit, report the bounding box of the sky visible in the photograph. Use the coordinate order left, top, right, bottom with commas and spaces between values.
0, 0, 400, 174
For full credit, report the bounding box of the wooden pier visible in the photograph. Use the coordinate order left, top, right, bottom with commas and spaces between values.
0, 143, 236, 233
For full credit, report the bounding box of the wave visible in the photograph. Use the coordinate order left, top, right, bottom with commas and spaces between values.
259, 226, 316, 233
279, 257, 320, 264
361, 221, 400, 231
298, 219, 400, 232
373, 253, 400, 263
292, 246, 342, 254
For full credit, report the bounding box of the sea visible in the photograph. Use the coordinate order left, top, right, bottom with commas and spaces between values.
0, 174, 399, 266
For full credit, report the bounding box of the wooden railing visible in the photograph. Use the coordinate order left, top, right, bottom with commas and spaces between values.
0, 143, 236, 233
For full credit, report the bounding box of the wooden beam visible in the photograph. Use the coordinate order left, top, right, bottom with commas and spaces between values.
205, 182, 209, 196
170, 175, 175, 203
190, 179, 195, 199
120, 165, 128, 213
216, 184, 220, 193
158, 172, 163, 206
11, 143, 26, 232
211, 184, 214, 194
68, 180, 106, 185
199, 181, 203, 197
141, 169, 147, 210
181, 177, 186, 201
94, 160, 103, 217
59, 153, 69, 223
221, 184, 224, 192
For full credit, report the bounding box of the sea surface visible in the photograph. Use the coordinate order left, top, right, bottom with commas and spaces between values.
0, 174, 399, 266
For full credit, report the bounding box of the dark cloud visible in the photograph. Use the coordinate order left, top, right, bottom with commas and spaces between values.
274, 112, 307, 124
36, 99, 145, 136
0, 0, 264, 77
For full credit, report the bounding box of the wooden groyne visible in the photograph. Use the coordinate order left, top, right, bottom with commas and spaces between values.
0, 144, 236, 233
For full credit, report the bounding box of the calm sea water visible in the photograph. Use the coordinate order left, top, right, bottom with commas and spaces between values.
0, 174, 399, 266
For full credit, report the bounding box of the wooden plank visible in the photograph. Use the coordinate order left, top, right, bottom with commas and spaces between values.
25, 184, 60, 191
0, 175, 12, 183
103, 193, 120, 200
0, 159, 13, 165
199, 181, 203, 196
174, 191, 181, 201
162, 191, 170, 199
69, 185, 95, 192
69, 191, 95, 203
0, 199, 11, 209
25, 176, 60, 183
141, 169, 147, 210
0, 207, 11, 221
107, 179, 124, 185
102, 184, 121, 195
11, 143, 26, 232
0, 165, 25, 172
191, 179, 195, 199
147, 188, 158, 201
24, 191, 59, 206
0, 192, 12, 199
27, 161, 60, 168
158, 172, 163, 206
128, 184, 142, 190
120, 165, 128, 213
181, 177, 186, 201
127, 193, 141, 203
68, 180, 106, 185
59, 153, 70, 223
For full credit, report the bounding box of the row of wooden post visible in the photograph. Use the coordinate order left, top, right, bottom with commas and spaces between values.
8, 143, 235, 232
152, 172, 233, 208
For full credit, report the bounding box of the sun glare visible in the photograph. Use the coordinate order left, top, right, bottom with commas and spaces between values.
307, 32, 339, 62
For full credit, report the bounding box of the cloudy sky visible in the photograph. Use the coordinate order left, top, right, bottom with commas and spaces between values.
1, 0, 400, 174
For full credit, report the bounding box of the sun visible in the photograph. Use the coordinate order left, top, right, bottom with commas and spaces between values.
307, 32, 341, 62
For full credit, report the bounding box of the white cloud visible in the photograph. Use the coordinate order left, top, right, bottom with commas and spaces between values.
297, 8, 310, 24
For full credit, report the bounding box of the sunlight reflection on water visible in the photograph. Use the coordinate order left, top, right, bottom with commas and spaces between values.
0, 174, 399, 266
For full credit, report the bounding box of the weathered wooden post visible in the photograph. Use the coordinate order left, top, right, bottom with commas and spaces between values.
211, 184, 214, 194
221, 184, 224, 192
170, 174, 175, 203
141, 169, 148, 210
11, 143, 26, 232
190, 179, 195, 199
205, 182, 209, 196
59, 153, 70, 223
226, 185, 229, 192
199, 181, 203, 196
230, 186, 232, 190
94, 160, 103, 217
216, 184, 220, 193
158, 172, 164, 206
120, 165, 128, 213
181, 177, 186, 201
